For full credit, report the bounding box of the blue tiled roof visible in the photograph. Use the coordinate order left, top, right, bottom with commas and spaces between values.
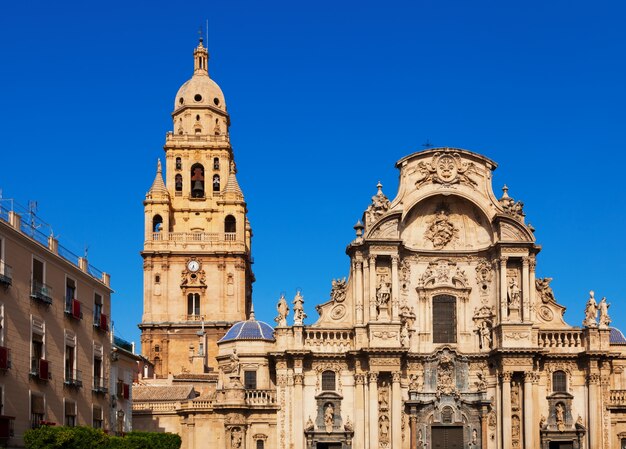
219, 320, 275, 342
610, 327, 626, 345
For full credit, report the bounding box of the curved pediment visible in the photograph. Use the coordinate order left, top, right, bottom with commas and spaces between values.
366, 214, 400, 240
497, 216, 535, 243
400, 194, 494, 251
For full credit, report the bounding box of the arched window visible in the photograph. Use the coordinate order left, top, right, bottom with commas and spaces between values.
175, 157, 182, 170
256, 441, 264, 449
321, 370, 336, 391
225, 215, 236, 233
213, 174, 220, 192
190, 164, 205, 198
433, 295, 456, 343
187, 293, 200, 316
152, 215, 163, 233
213, 157, 220, 170
175, 174, 183, 192
553, 370, 567, 392
442, 406, 454, 423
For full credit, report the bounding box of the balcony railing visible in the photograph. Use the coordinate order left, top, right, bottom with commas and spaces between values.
538, 330, 585, 350
64, 298, 82, 320
609, 390, 626, 407
92, 376, 108, 394
304, 329, 354, 353
245, 389, 277, 406
64, 369, 82, 388
0, 346, 11, 371
94, 313, 109, 332
150, 232, 241, 244
0, 262, 12, 287
30, 281, 52, 305
30, 358, 50, 381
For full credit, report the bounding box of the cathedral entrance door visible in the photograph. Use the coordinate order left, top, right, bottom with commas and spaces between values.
549, 442, 574, 449
316, 444, 342, 449
431, 426, 463, 449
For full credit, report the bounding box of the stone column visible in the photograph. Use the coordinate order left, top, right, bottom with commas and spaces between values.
355, 261, 364, 325
523, 372, 533, 449
500, 257, 509, 322
392, 372, 402, 449
391, 256, 400, 321
588, 372, 601, 449
521, 257, 530, 322
363, 258, 370, 323
501, 371, 512, 449
528, 257, 536, 322
354, 374, 366, 449
409, 415, 417, 449
364, 378, 370, 448
531, 372, 540, 449
369, 372, 379, 449
294, 372, 304, 449
369, 256, 377, 321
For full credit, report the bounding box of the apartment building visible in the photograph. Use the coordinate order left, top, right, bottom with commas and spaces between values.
0, 200, 112, 446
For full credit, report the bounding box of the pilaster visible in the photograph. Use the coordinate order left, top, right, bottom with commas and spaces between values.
501, 371, 512, 449
391, 256, 399, 321
392, 371, 402, 449
369, 372, 379, 448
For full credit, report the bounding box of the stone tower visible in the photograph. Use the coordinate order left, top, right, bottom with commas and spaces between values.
139, 39, 253, 377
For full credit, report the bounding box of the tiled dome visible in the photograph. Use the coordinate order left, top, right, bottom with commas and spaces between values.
220, 319, 275, 342
610, 327, 626, 345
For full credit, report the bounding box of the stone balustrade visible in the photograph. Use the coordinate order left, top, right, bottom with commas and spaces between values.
304, 329, 354, 353
609, 390, 626, 407
132, 401, 178, 412
245, 389, 277, 405
538, 330, 584, 350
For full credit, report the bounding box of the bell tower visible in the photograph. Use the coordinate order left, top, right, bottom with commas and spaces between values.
139, 38, 253, 377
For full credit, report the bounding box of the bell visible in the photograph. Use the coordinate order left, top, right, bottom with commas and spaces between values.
192, 180, 204, 197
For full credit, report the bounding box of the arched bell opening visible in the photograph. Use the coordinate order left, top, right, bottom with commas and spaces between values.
190, 163, 205, 198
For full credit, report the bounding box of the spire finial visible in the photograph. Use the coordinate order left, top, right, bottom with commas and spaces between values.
198, 26, 204, 45
249, 302, 256, 321
377, 181, 383, 195
157, 158, 162, 174
501, 184, 509, 199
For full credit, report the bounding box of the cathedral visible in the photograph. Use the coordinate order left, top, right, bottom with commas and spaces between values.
132, 39, 626, 449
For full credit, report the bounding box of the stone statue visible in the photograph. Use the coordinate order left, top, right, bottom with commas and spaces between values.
400, 323, 409, 347
598, 297, 611, 329
275, 294, 289, 327
475, 371, 487, 392
378, 381, 389, 408
305, 416, 314, 432
536, 277, 556, 303
508, 278, 521, 309
378, 414, 390, 443
478, 320, 492, 349
539, 415, 547, 429
324, 403, 334, 432
555, 403, 565, 431
417, 429, 424, 449
471, 428, 478, 445
344, 416, 353, 432
330, 278, 347, 303
583, 290, 598, 327
229, 349, 240, 377
575, 415, 585, 430
292, 290, 306, 326
231, 427, 242, 448
376, 279, 391, 318
366, 182, 390, 225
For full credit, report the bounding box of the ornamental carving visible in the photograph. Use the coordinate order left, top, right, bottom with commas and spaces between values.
536, 277, 556, 304
369, 218, 399, 239
424, 207, 458, 249
328, 277, 347, 303
498, 185, 525, 220
330, 304, 346, 320
365, 182, 390, 226
436, 352, 457, 396
418, 260, 469, 289
475, 259, 493, 294
400, 257, 412, 291
414, 151, 477, 188
538, 305, 554, 322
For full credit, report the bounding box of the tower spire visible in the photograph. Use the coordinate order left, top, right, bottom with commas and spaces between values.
194, 32, 209, 75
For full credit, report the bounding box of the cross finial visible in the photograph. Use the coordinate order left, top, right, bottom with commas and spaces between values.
422, 139, 434, 149
198, 26, 203, 44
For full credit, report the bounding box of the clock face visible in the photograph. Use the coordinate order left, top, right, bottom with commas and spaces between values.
187, 260, 200, 272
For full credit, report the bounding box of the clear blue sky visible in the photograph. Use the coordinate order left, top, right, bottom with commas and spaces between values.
1, 0, 625, 347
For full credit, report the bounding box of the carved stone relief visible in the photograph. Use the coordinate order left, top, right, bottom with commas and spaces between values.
424, 206, 458, 249
329, 278, 347, 303
369, 218, 399, 239
475, 258, 493, 297
414, 151, 477, 188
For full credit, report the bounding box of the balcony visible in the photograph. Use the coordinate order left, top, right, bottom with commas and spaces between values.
538, 330, 585, 351
304, 329, 355, 353
64, 369, 82, 388
245, 389, 277, 406
30, 281, 52, 305
92, 376, 108, 394
64, 298, 82, 320
30, 358, 50, 382
94, 313, 109, 332
0, 416, 15, 439
609, 390, 626, 409
0, 262, 12, 287
0, 346, 11, 371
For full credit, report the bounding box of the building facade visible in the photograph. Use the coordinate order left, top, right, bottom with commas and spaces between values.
0, 201, 113, 446
134, 41, 626, 449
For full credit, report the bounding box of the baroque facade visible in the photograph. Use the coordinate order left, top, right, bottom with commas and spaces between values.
133, 40, 626, 449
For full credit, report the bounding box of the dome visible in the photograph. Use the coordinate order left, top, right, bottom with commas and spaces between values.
174, 74, 227, 113
219, 319, 275, 342
173, 39, 227, 113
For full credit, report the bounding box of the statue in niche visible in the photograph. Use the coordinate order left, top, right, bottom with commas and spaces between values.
229, 349, 240, 377
409, 372, 423, 391
378, 381, 389, 409
508, 278, 521, 309
539, 415, 547, 429
324, 403, 334, 432
379, 414, 390, 443
598, 297, 611, 328
583, 290, 598, 327
511, 381, 520, 408
231, 427, 242, 448
292, 290, 306, 325
305, 416, 314, 432
555, 403, 565, 431
274, 294, 289, 327
511, 415, 520, 439
536, 277, 556, 303
478, 320, 492, 350
376, 279, 391, 318
475, 371, 487, 392
330, 278, 347, 303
